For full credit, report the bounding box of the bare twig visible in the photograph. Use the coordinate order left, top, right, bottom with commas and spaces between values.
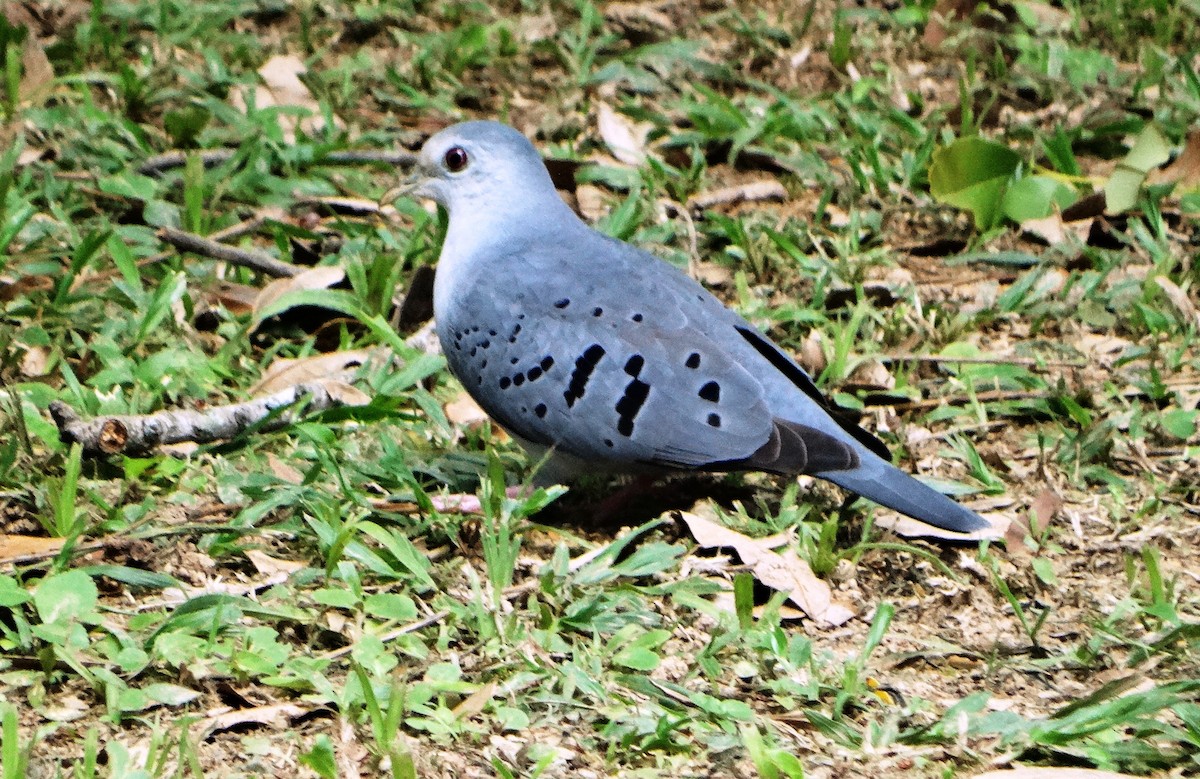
158, 226, 300, 278
137, 148, 417, 176
136, 148, 237, 175
879, 353, 1088, 369
319, 610, 452, 661
291, 196, 401, 220
49, 382, 351, 456
73, 215, 271, 291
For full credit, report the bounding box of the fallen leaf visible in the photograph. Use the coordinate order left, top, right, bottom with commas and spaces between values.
19, 346, 48, 377
1021, 212, 1093, 246
1153, 275, 1200, 329
1028, 486, 1063, 535
19, 31, 55, 105
688, 180, 788, 212
250, 348, 376, 396
244, 549, 307, 577
597, 102, 649, 166
844, 358, 895, 392
196, 702, 310, 739
974, 769, 1140, 779
693, 261, 733, 287
677, 512, 854, 625
575, 184, 609, 222
874, 511, 1007, 542
0, 534, 66, 564
252, 265, 346, 322
452, 681, 497, 718
445, 392, 493, 430
320, 379, 371, 406
230, 54, 341, 143
1148, 129, 1200, 191
206, 280, 260, 316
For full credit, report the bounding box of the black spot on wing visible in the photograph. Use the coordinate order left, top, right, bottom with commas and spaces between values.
564, 344, 605, 408
698, 381, 720, 402
707, 413, 721, 428
624, 355, 644, 376
685, 352, 701, 369
615, 378, 650, 437
734, 325, 890, 460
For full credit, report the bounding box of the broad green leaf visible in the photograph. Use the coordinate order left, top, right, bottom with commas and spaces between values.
929, 137, 1021, 229
34, 570, 98, 625
1001, 175, 1078, 222
1160, 409, 1198, 440
363, 593, 418, 622
1104, 124, 1171, 213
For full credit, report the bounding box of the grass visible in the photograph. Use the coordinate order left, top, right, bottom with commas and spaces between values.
1, 0, 1199, 776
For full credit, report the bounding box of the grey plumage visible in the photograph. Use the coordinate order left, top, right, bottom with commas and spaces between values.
409, 120, 990, 534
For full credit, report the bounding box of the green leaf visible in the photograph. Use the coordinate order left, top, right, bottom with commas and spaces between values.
312, 587, 358, 609
363, 593, 418, 622
98, 172, 158, 202
0, 575, 30, 608
1104, 124, 1171, 213
299, 734, 337, 779
142, 683, 202, 707
1032, 557, 1058, 586
77, 565, 178, 590
1160, 409, 1198, 440
929, 137, 1021, 229
1001, 175, 1078, 222
33, 570, 98, 626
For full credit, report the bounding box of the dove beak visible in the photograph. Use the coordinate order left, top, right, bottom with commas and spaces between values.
382, 167, 430, 205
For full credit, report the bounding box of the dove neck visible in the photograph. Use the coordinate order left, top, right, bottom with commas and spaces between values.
434, 190, 584, 315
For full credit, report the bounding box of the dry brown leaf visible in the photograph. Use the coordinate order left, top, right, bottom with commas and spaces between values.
693, 261, 733, 287
597, 102, 648, 166
1028, 487, 1063, 534
1148, 129, 1200, 190
975, 769, 1140, 779
19, 32, 54, 104
230, 54, 340, 143
452, 681, 497, 718
575, 183, 609, 222
1021, 213, 1093, 246
845, 358, 895, 391
321, 379, 371, 406
1153, 275, 1200, 329
252, 265, 345, 321
19, 345, 48, 377
445, 391, 492, 430
798, 331, 827, 377
606, 2, 674, 34
244, 549, 307, 577
677, 512, 854, 626
266, 453, 304, 484
206, 280, 260, 315
0, 534, 65, 564
197, 702, 309, 738
250, 348, 376, 396
688, 180, 787, 212
874, 510, 1007, 541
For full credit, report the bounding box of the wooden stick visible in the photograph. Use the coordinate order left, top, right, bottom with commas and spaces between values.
158, 225, 300, 278
49, 382, 348, 456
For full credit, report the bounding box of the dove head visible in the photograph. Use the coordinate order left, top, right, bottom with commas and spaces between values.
411, 121, 574, 226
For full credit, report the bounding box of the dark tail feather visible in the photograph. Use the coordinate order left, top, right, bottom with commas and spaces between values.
816, 450, 989, 534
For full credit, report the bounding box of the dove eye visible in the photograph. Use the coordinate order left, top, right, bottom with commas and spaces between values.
443, 146, 469, 172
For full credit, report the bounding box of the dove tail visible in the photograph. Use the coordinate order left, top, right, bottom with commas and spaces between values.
816, 450, 989, 534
